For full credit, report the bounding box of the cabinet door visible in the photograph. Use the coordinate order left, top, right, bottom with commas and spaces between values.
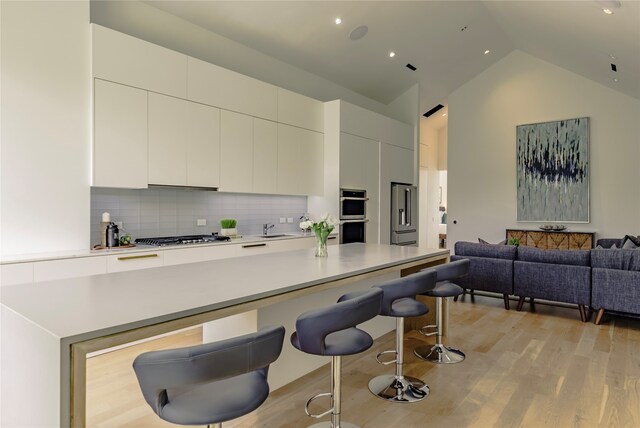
92, 24, 187, 98
33, 257, 107, 282
277, 88, 324, 132
187, 102, 220, 188
253, 118, 278, 194
276, 124, 301, 195
148, 93, 188, 186
0, 263, 34, 286
106, 252, 163, 273
301, 130, 324, 196
386, 143, 414, 185
93, 79, 148, 188
220, 110, 253, 192
277, 124, 324, 195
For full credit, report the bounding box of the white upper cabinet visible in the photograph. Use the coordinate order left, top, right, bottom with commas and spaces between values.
220, 110, 254, 192
186, 102, 220, 188
384, 143, 415, 185
277, 124, 324, 196
277, 88, 324, 132
93, 79, 148, 189
339, 101, 413, 150
91, 24, 187, 98
148, 95, 221, 188
187, 57, 277, 121
253, 118, 278, 194
148, 93, 188, 186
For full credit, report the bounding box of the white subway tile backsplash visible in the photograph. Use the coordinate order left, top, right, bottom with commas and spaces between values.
90, 188, 307, 245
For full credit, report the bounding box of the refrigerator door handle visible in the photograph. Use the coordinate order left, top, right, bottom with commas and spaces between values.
405, 188, 411, 226
400, 209, 406, 226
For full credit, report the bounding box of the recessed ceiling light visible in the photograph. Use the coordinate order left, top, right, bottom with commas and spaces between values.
389, 51, 396, 58
484, 49, 491, 55
603, 8, 614, 14
442, 113, 447, 117
613, 78, 619, 82
335, 17, 342, 25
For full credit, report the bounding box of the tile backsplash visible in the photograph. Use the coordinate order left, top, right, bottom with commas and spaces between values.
90, 188, 307, 245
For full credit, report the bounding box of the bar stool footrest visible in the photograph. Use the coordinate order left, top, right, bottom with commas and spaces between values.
414, 343, 465, 364
368, 374, 430, 403
418, 324, 437, 337
375, 349, 397, 365
308, 422, 360, 428
304, 392, 333, 418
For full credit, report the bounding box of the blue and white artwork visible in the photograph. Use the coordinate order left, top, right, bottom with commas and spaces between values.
516, 117, 589, 222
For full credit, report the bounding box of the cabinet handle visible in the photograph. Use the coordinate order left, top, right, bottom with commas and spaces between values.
328, 236, 337, 240
117, 254, 159, 261
242, 243, 267, 248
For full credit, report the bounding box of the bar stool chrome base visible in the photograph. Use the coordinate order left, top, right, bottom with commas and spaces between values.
308, 422, 359, 428
368, 374, 430, 403
414, 343, 465, 364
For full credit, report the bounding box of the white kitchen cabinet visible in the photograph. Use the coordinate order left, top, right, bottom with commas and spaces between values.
148, 94, 221, 188
187, 57, 277, 121
187, 102, 221, 188
91, 24, 187, 98
339, 100, 413, 150
384, 142, 415, 185
93, 79, 148, 189
277, 124, 324, 196
33, 257, 107, 282
148, 93, 188, 186
106, 252, 163, 273
220, 110, 254, 193
0, 263, 34, 286
253, 118, 278, 194
238, 236, 315, 256
277, 88, 324, 132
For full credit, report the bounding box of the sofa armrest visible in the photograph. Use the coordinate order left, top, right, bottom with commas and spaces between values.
592, 268, 640, 315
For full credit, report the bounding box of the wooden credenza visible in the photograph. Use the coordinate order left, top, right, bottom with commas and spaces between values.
506, 229, 594, 250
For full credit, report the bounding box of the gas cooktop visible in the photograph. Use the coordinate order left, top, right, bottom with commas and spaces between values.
135, 234, 230, 247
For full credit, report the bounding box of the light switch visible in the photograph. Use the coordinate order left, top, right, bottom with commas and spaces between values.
287, 217, 293, 223
197, 219, 207, 226
279, 217, 286, 224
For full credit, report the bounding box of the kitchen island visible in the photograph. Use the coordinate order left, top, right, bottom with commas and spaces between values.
1, 243, 448, 427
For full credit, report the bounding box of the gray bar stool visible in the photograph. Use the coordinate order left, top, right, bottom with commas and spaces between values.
368, 269, 437, 403
133, 325, 285, 427
291, 288, 383, 428
414, 259, 470, 364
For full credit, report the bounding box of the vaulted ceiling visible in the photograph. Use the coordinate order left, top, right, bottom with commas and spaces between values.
109, 1, 640, 117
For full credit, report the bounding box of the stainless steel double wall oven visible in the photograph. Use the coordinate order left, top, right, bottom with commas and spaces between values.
339, 188, 368, 244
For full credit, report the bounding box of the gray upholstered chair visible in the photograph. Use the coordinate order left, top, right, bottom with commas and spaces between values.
368, 269, 437, 403
291, 288, 383, 428
414, 259, 470, 364
132, 325, 285, 427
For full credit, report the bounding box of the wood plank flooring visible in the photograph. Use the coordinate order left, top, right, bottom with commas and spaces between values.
86, 295, 640, 427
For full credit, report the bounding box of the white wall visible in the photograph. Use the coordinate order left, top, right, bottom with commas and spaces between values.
448, 50, 640, 246
0, 1, 90, 257
437, 126, 448, 171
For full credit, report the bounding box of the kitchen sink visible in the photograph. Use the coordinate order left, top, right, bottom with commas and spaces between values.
261, 234, 290, 239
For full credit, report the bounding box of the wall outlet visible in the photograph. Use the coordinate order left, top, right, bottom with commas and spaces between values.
197, 219, 207, 226
287, 217, 293, 223
115, 221, 123, 230
279, 217, 286, 224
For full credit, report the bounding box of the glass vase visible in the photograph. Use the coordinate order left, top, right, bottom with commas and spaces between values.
314, 231, 329, 257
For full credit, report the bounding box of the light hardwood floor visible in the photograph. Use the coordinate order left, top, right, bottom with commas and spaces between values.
86, 295, 640, 427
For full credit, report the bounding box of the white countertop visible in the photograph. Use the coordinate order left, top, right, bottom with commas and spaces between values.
0, 231, 330, 264
0, 244, 448, 344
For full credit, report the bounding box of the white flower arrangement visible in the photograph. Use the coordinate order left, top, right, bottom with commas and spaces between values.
299, 213, 338, 237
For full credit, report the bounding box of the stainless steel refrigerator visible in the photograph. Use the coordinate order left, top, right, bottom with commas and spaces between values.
391, 183, 418, 246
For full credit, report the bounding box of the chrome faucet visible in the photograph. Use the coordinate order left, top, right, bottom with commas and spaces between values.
263, 223, 275, 236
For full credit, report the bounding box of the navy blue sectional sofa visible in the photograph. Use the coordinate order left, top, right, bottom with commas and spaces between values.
453, 240, 640, 324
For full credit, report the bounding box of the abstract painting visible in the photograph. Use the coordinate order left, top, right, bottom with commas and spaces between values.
516, 117, 589, 222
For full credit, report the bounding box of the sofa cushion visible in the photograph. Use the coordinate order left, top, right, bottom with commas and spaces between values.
591, 249, 640, 272
454, 241, 517, 260
516, 246, 590, 266
621, 235, 640, 249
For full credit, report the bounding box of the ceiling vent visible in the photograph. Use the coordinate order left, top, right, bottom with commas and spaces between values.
611, 63, 617, 72
406, 63, 417, 71
423, 104, 444, 118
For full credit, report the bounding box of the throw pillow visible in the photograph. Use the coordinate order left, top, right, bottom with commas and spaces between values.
621, 235, 640, 248
622, 237, 638, 249
611, 244, 618, 249
595, 245, 603, 249
478, 238, 507, 245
